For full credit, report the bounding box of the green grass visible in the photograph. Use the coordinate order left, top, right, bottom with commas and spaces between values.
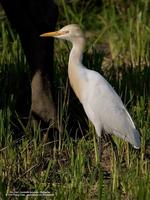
0, 0, 150, 199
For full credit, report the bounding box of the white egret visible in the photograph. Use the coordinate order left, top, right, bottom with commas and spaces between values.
40, 24, 141, 151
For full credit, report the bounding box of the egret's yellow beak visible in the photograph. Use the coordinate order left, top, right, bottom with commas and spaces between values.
40, 31, 61, 37
40, 30, 69, 37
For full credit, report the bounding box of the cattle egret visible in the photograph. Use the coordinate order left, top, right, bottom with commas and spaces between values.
40, 24, 141, 150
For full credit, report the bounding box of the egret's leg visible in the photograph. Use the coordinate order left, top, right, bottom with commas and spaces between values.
108, 135, 118, 161
98, 136, 103, 162
98, 129, 105, 162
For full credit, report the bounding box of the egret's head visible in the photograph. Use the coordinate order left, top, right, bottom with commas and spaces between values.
40, 24, 84, 42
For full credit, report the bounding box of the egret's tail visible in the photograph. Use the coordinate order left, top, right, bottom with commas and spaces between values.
132, 128, 141, 149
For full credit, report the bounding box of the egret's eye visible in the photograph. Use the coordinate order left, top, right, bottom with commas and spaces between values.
64, 30, 69, 34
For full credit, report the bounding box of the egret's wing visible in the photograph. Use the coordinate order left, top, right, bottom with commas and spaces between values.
82, 69, 140, 148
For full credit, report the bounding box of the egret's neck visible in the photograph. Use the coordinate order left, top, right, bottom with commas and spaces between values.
68, 37, 85, 101
69, 37, 85, 67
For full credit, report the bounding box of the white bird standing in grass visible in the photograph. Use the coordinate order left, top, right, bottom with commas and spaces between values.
40, 24, 140, 152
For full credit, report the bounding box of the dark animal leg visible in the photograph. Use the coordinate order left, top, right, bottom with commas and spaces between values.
30, 69, 57, 126
1, 0, 58, 131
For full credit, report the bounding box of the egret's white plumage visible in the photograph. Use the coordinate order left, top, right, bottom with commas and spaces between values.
41, 24, 140, 149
